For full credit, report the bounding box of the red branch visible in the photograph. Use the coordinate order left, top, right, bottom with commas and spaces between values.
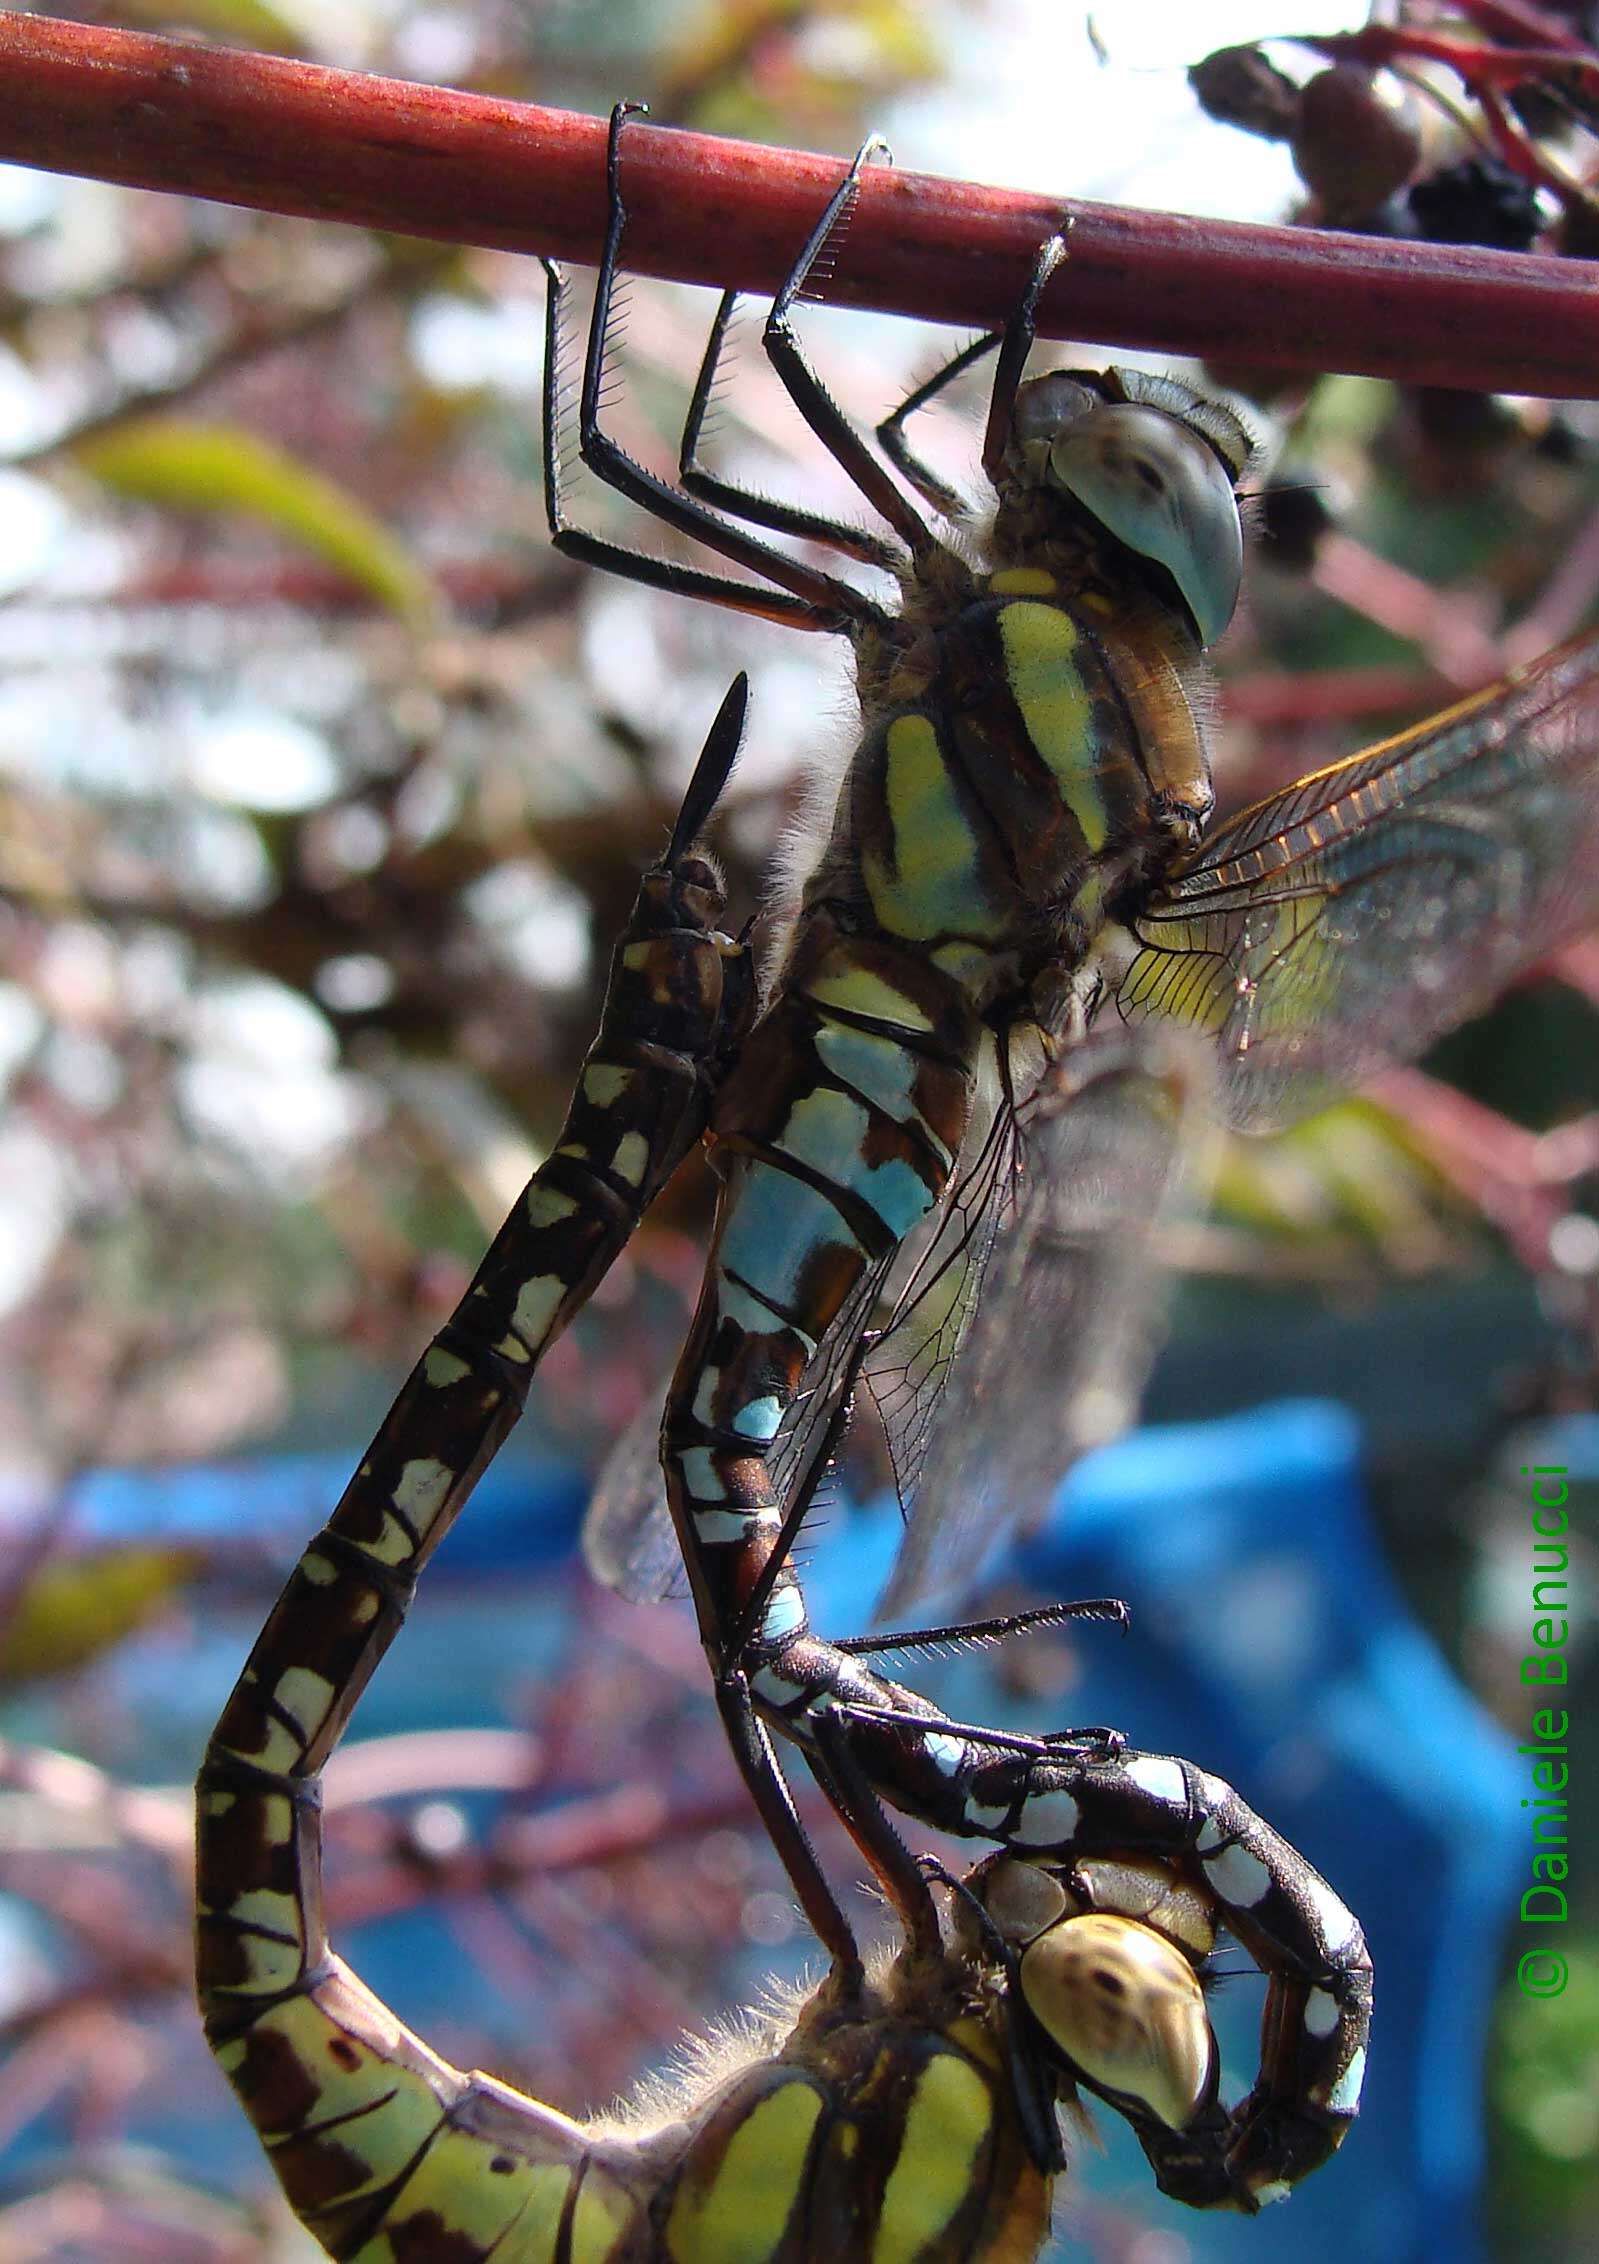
0, 13, 1596, 394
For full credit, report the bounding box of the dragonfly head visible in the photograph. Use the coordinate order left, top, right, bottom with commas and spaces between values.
968, 1853, 1219, 2136
1007, 370, 1255, 649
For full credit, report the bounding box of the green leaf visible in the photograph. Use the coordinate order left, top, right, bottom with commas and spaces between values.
76, 418, 439, 626
110, 0, 310, 58
1211, 1099, 1455, 1249
0, 1544, 204, 1686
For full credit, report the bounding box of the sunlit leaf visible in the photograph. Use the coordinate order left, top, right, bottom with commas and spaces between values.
0, 1543, 204, 1686
1210, 1099, 1457, 1251
110, 0, 310, 56
76, 419, 439, 626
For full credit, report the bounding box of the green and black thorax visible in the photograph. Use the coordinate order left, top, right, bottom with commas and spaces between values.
781, 366, 1250, 1041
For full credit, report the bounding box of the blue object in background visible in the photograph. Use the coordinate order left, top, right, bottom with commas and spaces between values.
1027, 1399, 1519, 2264
42, 1447, 588, 1573
0, 1399, 1533, 2261
803, 1400, 1522, 2264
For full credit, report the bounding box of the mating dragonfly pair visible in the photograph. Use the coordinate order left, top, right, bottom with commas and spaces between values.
197, 104, 1598, 2264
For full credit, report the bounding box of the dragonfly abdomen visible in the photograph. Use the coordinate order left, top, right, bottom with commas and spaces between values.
663, 918, 982, 1651
195, 684, 759, 2259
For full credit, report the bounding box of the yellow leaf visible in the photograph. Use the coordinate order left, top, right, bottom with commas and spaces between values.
0, 1544, 204, 1686
76, 419, 439, 627
110, 0, 310, 57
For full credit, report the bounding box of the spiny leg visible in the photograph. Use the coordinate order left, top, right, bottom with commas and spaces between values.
877, 332, 1003, 518
832, 1595, 1130, 1661
716, 1670, 864, 1984
758, 133, 943, 565
679, 289, 905, 569
542, 260, 836, 630
542, 104, 886, 634
542, 262, 822, 627
806, 1702, 944, 1962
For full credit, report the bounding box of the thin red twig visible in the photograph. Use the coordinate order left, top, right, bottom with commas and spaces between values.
1373, 1066, 1599, 1272
1309, 22, 1599, 95
1456, 0, 1599, 53
0, 13, 1595, 394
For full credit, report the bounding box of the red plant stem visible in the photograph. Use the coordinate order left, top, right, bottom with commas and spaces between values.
1309, 24, 1599, 94
1457, 0, 1597, 52
0, 13, 1596, 394
1373, 1066, 1599, 1272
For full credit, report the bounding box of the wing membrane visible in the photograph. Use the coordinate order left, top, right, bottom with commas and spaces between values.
592, 632, 1599, 1618
863, 1089, 1021, 1516
582, 1258, 892, 1605
875, 1035, 1215, 1617
1119, 630, 1599, 1129
583, 1376, 683, 1603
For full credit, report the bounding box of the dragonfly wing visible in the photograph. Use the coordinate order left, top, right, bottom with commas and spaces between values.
586, 1261, 894, 1605
874, 1034, 1215, 1618
863, 1064, 1021, 1479
765, 1256, 896, 1545
582, 1377, 682, 1603
1118, 629, 1599, 1131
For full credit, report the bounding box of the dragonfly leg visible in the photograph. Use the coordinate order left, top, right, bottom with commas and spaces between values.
715, 1669, 865, 1986
678, 288, 906, 569
876, 331, 1003, 520
541, 106, 886, 635
832, 1595, 1131, 1662
759, 137, 943, 565
806, 1701, 945, 1962
980, 229, 1071, 486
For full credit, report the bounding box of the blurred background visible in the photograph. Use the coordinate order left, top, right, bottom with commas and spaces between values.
0, 2, 1596, 2259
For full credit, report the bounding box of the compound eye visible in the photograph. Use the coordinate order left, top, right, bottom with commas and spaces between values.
1047, 404, 1243, 646
1019, 1912, 1215, 2131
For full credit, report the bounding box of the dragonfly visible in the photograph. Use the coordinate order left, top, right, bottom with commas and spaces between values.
542, 102, 1599, 2201
194, 680, 1280, 2260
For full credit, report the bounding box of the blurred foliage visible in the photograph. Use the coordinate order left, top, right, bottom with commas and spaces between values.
0, 1541, 202, 1687
1494, 1937, 1599, 2251
75, 419, 442, 626
0, 4, 1597, 2261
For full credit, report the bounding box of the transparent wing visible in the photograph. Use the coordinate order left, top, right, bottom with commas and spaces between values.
763, 1257, 891, 1530
875, 1034, 1215, 1617
862, 1089, 1021, 1518
581, 1257, 893, 1607
1117, 629, 1599, 1131
582, 1376, 684, 1603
